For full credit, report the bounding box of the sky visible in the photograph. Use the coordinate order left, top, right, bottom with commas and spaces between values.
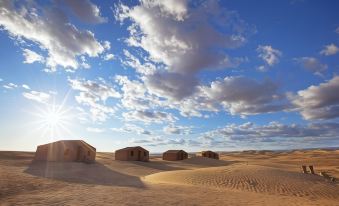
0, 0, 338, 152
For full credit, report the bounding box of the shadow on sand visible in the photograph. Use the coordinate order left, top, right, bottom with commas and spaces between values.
130, 157, 240, 171
129, 160, 188, 171
24, 161, 145, 188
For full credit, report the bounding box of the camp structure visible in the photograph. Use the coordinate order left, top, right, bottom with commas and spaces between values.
34, 140, 96, 163
201, 150, 219, 159
115, 146, 149, 161
163, 150, 188, 161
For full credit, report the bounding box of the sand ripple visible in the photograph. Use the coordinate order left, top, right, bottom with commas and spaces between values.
145, 164, 339, 199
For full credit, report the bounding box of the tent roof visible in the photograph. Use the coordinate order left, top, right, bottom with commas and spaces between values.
115, 146, 148, 152
164, 150, 187, 154
37, 140, 96, 151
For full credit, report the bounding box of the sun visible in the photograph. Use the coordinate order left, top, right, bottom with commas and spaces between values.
44, 107, 63, 127
29, 102, 74, 139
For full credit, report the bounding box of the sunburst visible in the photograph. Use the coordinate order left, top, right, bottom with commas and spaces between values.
26, 93, 75, 139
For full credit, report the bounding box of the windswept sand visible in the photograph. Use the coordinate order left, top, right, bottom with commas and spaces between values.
1, 150, 339, 205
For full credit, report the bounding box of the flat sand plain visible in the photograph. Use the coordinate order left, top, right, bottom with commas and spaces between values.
1, 150, 338, 205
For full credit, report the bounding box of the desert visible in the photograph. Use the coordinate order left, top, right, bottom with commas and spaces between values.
1, 149, 338, 206
1, 0, 339, 205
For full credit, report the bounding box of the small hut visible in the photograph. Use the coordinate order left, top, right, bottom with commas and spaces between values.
163, 150, 188, 161
115, 146, 149, 161
201, 150, 219, 159
34, 140, 96, 163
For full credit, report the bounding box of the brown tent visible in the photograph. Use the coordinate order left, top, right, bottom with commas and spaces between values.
201, 150, 219, 159
34, 140, 96, 163
163, 150, 188, 161
115, 146, 149, 161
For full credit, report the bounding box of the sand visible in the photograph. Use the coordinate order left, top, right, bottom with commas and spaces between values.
1, 150, 338, 205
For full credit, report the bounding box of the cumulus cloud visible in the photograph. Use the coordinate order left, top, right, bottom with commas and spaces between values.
163, 124, 192, 135
291, 76, 339, 120
136, 121, 339, 148
320, 43, 339, 56
115, 0, 253, 102
22, 91, 50, 104
200, 76, 288, 116
69, 78, 120, 122
0, 0, 106, 71
110, 1, 288, 122
3, 82, 18, 89
295, 57, 327, 75
69, 78, 120, 101
121, 50, 156, 75
130, 137, 189, 146
256, 45, 282, 71
104, 53, 115, 61
22, 84, 30, 90
111, 123, 152, 135
115, 75, 162, 111
116, 0, 251, 75
201, 121, 339, 147
143, 71, 198, 100
123, 110, 176, 124
22, 49, 44, 64
60, 0, 107, 23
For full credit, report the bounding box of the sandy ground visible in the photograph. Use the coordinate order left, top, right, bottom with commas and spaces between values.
0, 150, 339, 205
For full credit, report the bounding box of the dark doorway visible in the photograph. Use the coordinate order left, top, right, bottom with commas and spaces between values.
138, 150, 141, 160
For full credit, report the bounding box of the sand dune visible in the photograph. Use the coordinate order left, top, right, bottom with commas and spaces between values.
145, 164, 339, 199
1, 150, 339, 205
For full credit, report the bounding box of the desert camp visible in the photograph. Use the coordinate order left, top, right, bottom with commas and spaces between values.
34, 140, 96, 163
115, 146, 149, 161
163, 150, 188, 161
201, 150, 219, 159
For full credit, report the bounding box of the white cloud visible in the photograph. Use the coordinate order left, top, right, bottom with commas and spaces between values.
69, 78, 120, 101
69, 78, 120, 122
115, 0, 252, 101
116, 0, 250, 74
200, 76, 288, 116
60, 0, 107, 23
111, 0, 273, 121
121, 50, 156, 75
201, 121, 339, 147
143, 71, 198, 100
295, 57, 327, 75
257, 45, 282, 68
115, 75, 162, 111
86, 127, 105, 133
111, 123, 152, 135
3, 83, 18, 89
22, 84, 30, 90
22, 91, 50, 104
22, 49, 44, 64
163, 124, 192, 135
320, 43, 339, 56
103, 41, 111, 50
336, 27, 339, 34
122, 110, 176, 124
291, 76, 339, 120
0, 1, 106, 71
104, 53, 115, 61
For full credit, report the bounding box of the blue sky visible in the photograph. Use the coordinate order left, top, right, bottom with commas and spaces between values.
0, 0, 338, 152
